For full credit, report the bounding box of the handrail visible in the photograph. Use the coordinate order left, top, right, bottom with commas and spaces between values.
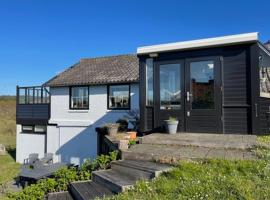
16, 85, 50, 105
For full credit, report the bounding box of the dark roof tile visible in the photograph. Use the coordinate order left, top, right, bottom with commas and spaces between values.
44, 54, 139, 87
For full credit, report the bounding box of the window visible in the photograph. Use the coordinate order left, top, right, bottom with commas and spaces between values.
190, 60, 215, 109
108, 85, 130, 109
70, 86, 89, 109
160, 63, 181, 110
22, 125, 34, 133
146, 58, 154, 106
260, 54, 270, 98
21, 125, 46, 133
34, 125, 47, 133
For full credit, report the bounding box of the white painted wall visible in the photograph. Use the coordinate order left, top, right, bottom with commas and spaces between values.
16, 125, 46, 163
46, 83, 139, 165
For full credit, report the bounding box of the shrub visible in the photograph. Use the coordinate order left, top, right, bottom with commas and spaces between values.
8, 151, 118, 199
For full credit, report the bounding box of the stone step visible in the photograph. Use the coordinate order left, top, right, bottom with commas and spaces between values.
92, 169, 139, 193
111, 160, 171, 179
141, 133, 257, 150
69, 181, 113, 200
122, 144, 257, 162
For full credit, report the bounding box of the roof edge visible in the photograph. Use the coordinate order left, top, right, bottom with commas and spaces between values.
137, 32, 259, 55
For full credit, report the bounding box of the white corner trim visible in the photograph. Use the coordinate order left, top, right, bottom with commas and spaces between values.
137, 32, 259, 55
49, 119, 93, 127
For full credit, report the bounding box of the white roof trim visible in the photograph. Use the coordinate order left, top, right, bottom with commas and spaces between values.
137, 32, 259, 55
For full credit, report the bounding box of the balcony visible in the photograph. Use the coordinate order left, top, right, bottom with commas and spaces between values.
16, 86, 50, 125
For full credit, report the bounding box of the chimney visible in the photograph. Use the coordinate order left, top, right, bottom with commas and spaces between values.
265, 40, 270, 51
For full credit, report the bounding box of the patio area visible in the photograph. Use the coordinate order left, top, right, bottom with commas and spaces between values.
122, 133, 258, 162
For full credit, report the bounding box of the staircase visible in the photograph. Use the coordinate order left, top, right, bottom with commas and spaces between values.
48, 133, 257, 200
47, 160, 171, 200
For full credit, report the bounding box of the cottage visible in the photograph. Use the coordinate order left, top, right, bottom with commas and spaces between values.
16, 55, 139, 165
16, 32, 270, 165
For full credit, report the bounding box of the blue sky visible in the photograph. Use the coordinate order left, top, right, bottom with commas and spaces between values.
0, 0, 269, 95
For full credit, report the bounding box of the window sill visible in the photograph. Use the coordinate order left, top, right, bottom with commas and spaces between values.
68, 110, 89, 113
106, 109, 129, 113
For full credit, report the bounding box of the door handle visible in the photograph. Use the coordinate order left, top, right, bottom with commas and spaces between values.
255, 103, 258, 117
186, 92, 192, 102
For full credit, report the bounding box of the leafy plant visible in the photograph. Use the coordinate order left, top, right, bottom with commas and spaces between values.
128, 140, 136, 147
168, 116, 178, 121
8, 151, 119, 199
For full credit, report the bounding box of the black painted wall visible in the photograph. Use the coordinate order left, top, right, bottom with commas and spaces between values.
16, 104, 50, 125
139, 43, 257, 134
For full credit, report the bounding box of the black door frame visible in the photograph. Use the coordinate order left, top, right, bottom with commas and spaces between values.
185, 56, 223, 133
153, 56, 223, 133
154, 59, 185, 132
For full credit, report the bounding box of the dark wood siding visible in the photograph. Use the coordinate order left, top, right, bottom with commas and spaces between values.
222, 47, 251, 134
146, 107, 154, 130
259, 97, 270, 134
16, 104, 50, 125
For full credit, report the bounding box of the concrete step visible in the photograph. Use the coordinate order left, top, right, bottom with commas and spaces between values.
69, 181, 113, 200
111, 160, 171, 179
92, 169, 139, 193
141, 133, 257, 150
122, 144, 257, 162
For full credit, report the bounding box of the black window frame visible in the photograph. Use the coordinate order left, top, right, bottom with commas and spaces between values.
69, 86, 90, 110
107, 84, 131, 110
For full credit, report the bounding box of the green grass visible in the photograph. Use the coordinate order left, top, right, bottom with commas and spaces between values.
0, 96, 16, 149
0, 96, 20, 198
104, 137, 270, 200
105, 159, 270, 200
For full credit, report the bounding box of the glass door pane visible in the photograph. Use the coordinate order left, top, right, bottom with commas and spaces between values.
160, 64, 181, 110
190, 60, 215, 109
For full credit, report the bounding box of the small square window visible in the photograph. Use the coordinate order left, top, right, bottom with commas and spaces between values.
70, 86, 89, 109
108, 85, 130, 109
34, 125, 46, 133
22, 125, 34, 133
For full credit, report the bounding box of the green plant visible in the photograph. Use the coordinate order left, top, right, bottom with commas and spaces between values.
168, 116, 178, 121
104, 159, 270, 200
116, 119, 128, 132
77, 159, 92, 180
54, 167, 78, 191
128, 140, 136, 147
8, 151, 119, 199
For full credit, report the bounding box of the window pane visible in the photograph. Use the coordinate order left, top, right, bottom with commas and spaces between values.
260, 54, 270, 98
109, 85, 129, 109
22, 125, 34, 132
146, 58, 153, 106
19, 88, 26, 104
34, 125, 46, 133
160, 64, 181, 110
71, 87, 89, 109
27, 88, 34, 104
191, 60, 215, 109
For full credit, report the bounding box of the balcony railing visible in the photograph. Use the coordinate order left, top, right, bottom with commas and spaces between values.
17, 86, 50, 105
16, 86, 50, 125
